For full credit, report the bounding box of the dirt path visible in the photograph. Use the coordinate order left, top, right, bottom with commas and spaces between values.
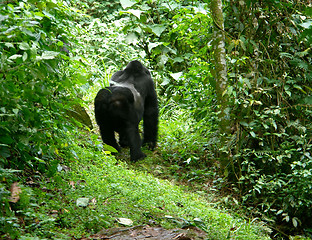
80, 225, 207, 240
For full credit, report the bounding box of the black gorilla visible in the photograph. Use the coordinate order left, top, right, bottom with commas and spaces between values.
94, 60, 158, 162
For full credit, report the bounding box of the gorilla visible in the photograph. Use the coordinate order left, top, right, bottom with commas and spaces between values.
94, 60, 158, 162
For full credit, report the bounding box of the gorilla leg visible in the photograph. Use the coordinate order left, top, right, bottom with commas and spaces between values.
99, 125, 121, 152
142, 103, 158, 150
125, 125, 146, 161
118, 130, 129, 148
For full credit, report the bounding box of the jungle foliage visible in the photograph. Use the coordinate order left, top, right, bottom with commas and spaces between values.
1, 0, 312, 239
224, 1, 312, 234
0, 0, 88, 173
83, 0, 312, 235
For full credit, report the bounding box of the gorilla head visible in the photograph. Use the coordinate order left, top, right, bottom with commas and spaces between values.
94, 60, 158, 162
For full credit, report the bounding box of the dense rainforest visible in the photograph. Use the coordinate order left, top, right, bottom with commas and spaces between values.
0, 0, 311, 239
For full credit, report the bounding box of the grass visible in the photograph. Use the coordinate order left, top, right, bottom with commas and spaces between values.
1, 108, 271, 239
29, 141, 270, 239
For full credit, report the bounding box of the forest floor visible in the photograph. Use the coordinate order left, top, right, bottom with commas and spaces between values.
3, 111, 271, 239
37, 110, 270, 239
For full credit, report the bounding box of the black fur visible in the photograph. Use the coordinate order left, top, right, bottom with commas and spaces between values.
94, 60, 158, 161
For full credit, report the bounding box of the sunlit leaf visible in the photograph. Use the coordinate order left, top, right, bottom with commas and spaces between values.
76, 198, 89, 207
120, 0, 136, 9
170, 72, 183, 80
104, 144, 118, 153
294, 85, 307, 94
0, 14, 9, 22
292, 218, 298, 228
19, 42, 30, 50
22, 52, 28, 61
160, 77, 170, 86
8, 54, 22, 60
300, 19, 312, 29
148, 42, 163, 51
159, 54, 168, 67
36, 51, 59, 60
150, 25, 167, 37
116, 218, 133, 226
123, 9, 142, 19
5, 42, 14, 48
161, 2, 179, 10
125, 32, 138, 44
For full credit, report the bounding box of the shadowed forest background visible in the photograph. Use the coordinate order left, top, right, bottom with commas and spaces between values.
0, 0, 312, 239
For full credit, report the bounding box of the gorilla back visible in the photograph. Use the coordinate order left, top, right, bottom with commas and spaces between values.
94, 60, 158, 162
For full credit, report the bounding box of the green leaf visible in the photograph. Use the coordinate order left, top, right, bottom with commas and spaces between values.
23, 52, 28, 61
36, 51, 59, 60
76, 197, 89, 207
126, 9, 142, 19
173, 57, 184, 63
148, 42, 163, 51
161, 2, 179, 10
160, 77, 170, 86
239, 39, 246, 51
120, 0, 136, 9
150, 25, 167, 37
0, 146, 11, 158
57, 41, 64, 47
272, 120, 277, 130
8, 54, 22, 60
300, 19, 312, 29
292, 218, 298, 228
12, 109, 19, 115
125, 33, 138, 44
104, 144, 118, 153
158, 54, 168, 67
19, 42, 30, 50
276, 210, 283, 215
304, 96, 312, 104
280, 52, 293, 59
170, 72, 183, 80
5, 43, 14, 48
285, 90, 291, 97
7, 4, 14, 10
0, 14, 9, 22
284, 216, 290, 222
294, 85, 307, 94
34, 11, 45, 19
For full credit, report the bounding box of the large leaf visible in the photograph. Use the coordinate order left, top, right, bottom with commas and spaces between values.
120, 0, 136, 9
8, 54, 22, 60
150, 25, 167, 37
300, 19, 312, 29
36, 51, 59, 60
170, 72, 183, 80
125, 32, 138, 44
148, 42, 163, 51
123, 9, 142, 19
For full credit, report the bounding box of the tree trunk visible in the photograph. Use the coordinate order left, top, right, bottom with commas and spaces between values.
210, 0, 231, 175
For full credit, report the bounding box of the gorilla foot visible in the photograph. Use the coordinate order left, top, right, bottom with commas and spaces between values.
131, 152, 147, 162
